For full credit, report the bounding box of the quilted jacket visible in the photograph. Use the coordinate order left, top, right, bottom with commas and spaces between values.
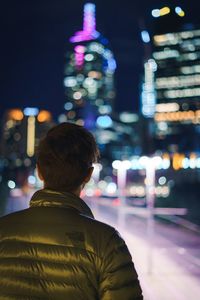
0, 189, 143, 299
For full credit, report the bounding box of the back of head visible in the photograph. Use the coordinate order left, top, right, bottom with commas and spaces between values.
36, 122, 99, 192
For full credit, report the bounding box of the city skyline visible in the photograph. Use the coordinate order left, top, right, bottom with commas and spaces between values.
1, 0, 200, 118
0, 3, 200, 297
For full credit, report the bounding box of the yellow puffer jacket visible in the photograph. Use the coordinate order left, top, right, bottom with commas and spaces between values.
0, 189, 143, 300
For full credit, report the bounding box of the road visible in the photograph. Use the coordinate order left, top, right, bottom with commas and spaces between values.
86, 197, 200, 300
3, 191, 200, 300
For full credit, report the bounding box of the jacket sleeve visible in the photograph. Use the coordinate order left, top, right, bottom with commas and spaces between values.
98, 229, 143, 300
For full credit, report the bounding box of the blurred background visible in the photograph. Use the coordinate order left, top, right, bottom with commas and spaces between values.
0, 1, 200, 299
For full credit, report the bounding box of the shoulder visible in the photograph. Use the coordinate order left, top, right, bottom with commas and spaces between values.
80, 213, 116, 236
79, 214, 124, 252
0, 209, 29, 224
0, 209, 29, 239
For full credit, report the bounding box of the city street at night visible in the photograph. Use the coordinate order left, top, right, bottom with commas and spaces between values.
1, 1, 200, 299
4, 189, 200, 300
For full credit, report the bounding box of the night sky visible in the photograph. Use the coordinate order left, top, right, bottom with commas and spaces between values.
1, 0, 200, 119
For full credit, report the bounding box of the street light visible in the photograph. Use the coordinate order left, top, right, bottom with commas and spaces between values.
92, 163, 102, 184
112, 160, 131, 227
145, 158, 156, 274
91, 163, 102, 215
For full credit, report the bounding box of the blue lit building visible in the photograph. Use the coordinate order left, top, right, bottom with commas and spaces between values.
64, 3, 116, 131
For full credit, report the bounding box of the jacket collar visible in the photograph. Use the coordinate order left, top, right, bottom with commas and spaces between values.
30, 189, 94, 219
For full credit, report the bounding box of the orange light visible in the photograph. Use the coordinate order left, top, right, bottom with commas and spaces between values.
88, 71, 102, 79
155, 110, 197, 123
190, 153, 196, 160
163, 153, 170, 160
27, 116, 35, 157
37, 110, 51, 122
172, 153, 185, 170
67, 111, 76, 119
76, 119, 84, 126
154, 35, 168, 44
9, 109, 24, 121
160, 7, 170, 17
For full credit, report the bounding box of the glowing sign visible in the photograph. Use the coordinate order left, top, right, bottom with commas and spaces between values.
70, 3, 100, 43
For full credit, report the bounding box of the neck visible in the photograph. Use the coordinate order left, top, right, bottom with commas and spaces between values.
71, 187, 82, 197
43, 184, 82, 198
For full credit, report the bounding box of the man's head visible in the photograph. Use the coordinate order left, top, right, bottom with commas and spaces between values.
36, 122, 99, 192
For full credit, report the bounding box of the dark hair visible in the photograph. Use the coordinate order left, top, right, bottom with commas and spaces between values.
36, 122, 99, 191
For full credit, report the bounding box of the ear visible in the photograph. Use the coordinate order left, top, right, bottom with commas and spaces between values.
36, 164, 44, 182
84, 167, 94, 184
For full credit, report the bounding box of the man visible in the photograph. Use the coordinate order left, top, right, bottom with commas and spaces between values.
0, 123, 143, 299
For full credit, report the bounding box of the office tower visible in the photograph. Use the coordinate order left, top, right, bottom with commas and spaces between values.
1, 108, 54, 169
150, 6, 200, 152
64, 3, 116, 130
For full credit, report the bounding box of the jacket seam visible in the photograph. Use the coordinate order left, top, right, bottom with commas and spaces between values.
0, 273, 82, 286
0, 254, 98, 266
0, 240, 103, 259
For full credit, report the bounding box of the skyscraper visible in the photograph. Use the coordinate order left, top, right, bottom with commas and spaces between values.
64, 3, 116, 130
147, 6, 200, 152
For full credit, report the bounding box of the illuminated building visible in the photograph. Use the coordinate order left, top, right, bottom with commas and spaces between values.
141, 59, 157, 118
98, 112, 144, 161
63, 3, 116, 130
1, 108, 54, 169
148, 6, 200, 152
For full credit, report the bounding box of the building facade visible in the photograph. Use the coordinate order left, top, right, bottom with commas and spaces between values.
147, 6, 200, 153
63, 3, 116, 131
0, 108, 54, 170
154, 27, 200, 150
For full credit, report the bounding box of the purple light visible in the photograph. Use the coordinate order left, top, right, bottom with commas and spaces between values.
70, 3, 100, 43
74, 45, 85, 68
70, 31, 99, 43
74, 45, 85, 53
83, 3, 96, 33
